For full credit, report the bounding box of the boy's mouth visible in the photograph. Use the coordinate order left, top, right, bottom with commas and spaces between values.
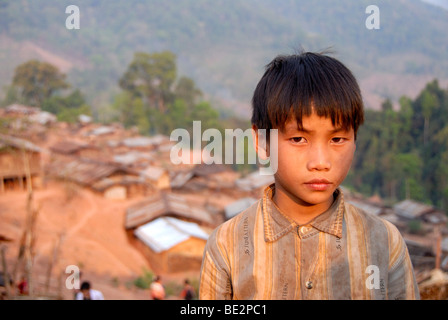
304, 179, 332, 191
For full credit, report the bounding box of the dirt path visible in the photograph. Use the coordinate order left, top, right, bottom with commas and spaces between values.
32, 186, 99, 266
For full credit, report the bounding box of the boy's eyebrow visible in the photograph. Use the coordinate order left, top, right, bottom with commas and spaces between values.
285, 125, 349, 134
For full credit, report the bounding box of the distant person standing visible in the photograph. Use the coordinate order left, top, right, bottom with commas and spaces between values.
180, 279, 195, 300
76, 281, 104, 300
149, 276, 165, 300
17, 276, 28, 295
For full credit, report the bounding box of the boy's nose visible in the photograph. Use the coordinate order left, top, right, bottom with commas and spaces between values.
307, 146, 331, 171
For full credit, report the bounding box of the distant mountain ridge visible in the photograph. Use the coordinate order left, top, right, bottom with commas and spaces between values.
422, 0, 448, 10
0, 0, 447, 118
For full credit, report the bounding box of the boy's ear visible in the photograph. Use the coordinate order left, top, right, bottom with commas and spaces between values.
251, 124, 269, 160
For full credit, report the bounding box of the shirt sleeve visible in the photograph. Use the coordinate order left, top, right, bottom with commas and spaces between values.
94, 290, 105, 300
199, 229, 233, 300
386, 221, 420, 300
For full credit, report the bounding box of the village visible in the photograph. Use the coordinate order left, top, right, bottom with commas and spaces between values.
1, 103, 448, 300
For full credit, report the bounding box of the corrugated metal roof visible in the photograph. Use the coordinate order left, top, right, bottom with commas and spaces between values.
347, 199, 384, 216
158, 142, 175, 152
88, 126, 115, 136
394, 199, 435, 219
122, 137, 155, 147
125, 192, 215, 228
50, 140, 87, 154
134, 216, 209, 253
91, 175, 147, 191
0, 134, 42, 153
28, 111, 56, 125
146, 134, 170, 146
113, 151, 153, 166
4, 104, 39, 115
78, 114, 92, 124
170, 171, 195, 188
49, 158, 126, 185
142, 165, 166, 181
225, 197, 258, 220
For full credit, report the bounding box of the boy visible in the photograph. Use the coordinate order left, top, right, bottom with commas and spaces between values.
199, 51, 420, 300
75, 281, 104, 300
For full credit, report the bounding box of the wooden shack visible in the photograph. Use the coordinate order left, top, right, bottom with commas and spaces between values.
0, 134, 43, 192
48, 157, 152, 199
131, 217, 209, 273
124, 192, 217, 273
50, 140, 108, 162
171, 163, 239, 195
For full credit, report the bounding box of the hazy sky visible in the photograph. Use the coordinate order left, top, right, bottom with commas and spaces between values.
421, 0, 448, 10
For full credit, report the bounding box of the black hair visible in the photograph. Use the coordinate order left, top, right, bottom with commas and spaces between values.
251, 50, 364, 140
80, 281, 91, 291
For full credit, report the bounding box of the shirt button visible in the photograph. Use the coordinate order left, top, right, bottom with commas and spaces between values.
300, 226, 308, 234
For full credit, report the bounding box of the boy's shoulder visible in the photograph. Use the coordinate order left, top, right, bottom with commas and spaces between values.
344, 200, 406, 264
344, 200, 401, 236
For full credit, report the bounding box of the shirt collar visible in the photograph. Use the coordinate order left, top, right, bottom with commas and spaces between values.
261, 183, 344, 242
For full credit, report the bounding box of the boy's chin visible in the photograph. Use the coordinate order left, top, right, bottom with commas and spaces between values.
295, 190, 336, 206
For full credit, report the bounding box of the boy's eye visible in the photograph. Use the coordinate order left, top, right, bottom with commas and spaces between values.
331, 137, 346, 144
290, 137, 306, 144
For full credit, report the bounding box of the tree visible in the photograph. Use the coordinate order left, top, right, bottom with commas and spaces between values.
111, 91, 149, 131
116, 50, 224, 137
347, 80, 448, 209
191, 101, 220, 131
41, 89, 91, 123
435, 126, 448, 209
0, 85, 24, 107
119, 51, 177, 113
12, 60, 70, 107
421, 89, 438, 146
173, 76, 202, 109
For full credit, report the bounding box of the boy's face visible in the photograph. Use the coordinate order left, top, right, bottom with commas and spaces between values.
81, 289, 90, 298
271, 111, 356, 209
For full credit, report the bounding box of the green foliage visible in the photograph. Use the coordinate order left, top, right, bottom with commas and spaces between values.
133, 268, 154, 290
57, 103, 91, 123
174, 76, 203, 108
0, 85, 25, 107
408, 220, 423, 235
1, 59, 92, 124
119, 51, 177, 112
41, 89, 92, 123
115, 50, 223, 137
11, 60, 70, 107
350, 79, 448, 210
164, 281, 183, 297
2, 0, 447, 112
164, 277, 200, 299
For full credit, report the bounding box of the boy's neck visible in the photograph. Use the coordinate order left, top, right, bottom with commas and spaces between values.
272, 184, 335, 225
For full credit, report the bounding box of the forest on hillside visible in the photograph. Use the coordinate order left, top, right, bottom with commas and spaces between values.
0, 0, 447, 115
347, 79, 448, 210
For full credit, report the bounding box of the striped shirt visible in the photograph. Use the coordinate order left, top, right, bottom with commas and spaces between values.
199, 184, 420, 300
